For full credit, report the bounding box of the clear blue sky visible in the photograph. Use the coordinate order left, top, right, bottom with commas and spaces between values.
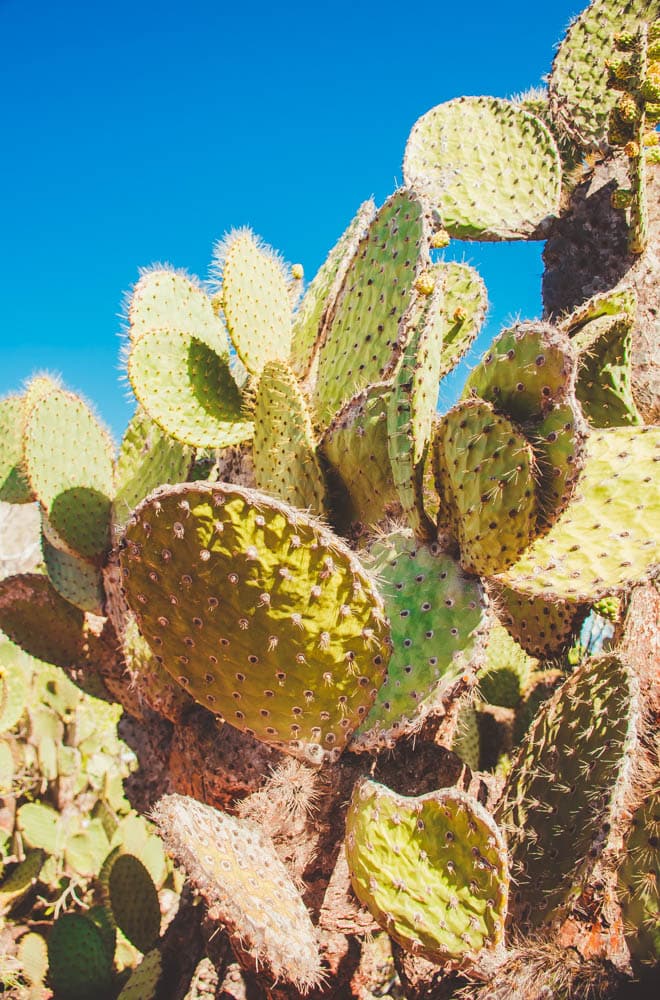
1, 0, 584, 444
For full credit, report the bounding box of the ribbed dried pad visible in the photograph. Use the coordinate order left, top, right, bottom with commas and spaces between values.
290, 200, 376, 380
219, 230, 292, 375
128, 328, 252, 448
437, 262, 488, 380
152, 794, 322, 991
42, 527, 104, 614
320, 384, 397, 530
548, 0, 660, 149
47, 912, 114, 1000
479, 623, 535, 709
23, 389, 114, 560
313, 189, 431, 429
496, 654, 641, 927
404, 97, 560, 240
121, 481, 389, 763
127, 267, 228, 351
489, 582, 585, 658
497, 426, 660, 601
0, 395, 32, 503
113, 409, 192, 528
617, 788, 660, 966
387, 280, 445, 537
0, 574, 86, 668
572, 313, 642, 427
117, 949, 162, 999
106, 853, 161, 954
346, 779, 508, 970
253, 361, 326, 515
352, 530, 486, 750
432, 398, 538, 576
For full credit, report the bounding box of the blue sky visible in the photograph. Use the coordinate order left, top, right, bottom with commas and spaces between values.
0, 0, 584, 444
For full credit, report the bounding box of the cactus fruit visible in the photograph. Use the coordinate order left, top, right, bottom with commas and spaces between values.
120, 481, 390, 762
152, 793, 323, 991
617, 787, 660, 966
345, 779, 509, 973
403, 96, 561, 240
47, 911, 114, 1000
105, 853, 161, 954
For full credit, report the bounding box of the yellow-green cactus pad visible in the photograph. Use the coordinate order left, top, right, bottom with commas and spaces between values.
313, 189, 432, 428
404, 97, 561, 240
488, 582, 585, 658
120, 481, 390, 762
497, 426, 660, 600
617, 787, 660, 966
478, 622, 535, 709
0, 395, 33, 503
217, 229, 292, 375
0, 574, 86, 668
152, 794, 323, 991
41, 523, 104, 615
290, 200, 376, 380
352, 530, 487, 750
346, 779, 509, 970
0, 642, 30, 733
128, 327, 252, 448
117, 949, 162, 999
437, 262, 488, 380
432, 399, 539, 576
126, 266, 228, 351
548, 0, 660, 149
572, 313, 642, 427
253, 361, 327, 515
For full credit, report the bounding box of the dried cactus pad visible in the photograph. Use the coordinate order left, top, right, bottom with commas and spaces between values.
121, 482, 390, 763
403, 96, 560, 240
346, 779, 509, 969
152, 794, 322, 991
497, 426, 660, 601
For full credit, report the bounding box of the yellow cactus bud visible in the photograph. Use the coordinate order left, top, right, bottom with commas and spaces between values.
414, 271, 436, 296
291, 263, 304, 280
624, 140, 640, 158
430, 229, 450, 249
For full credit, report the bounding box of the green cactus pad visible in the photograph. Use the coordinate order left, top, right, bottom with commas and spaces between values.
478, 623, 535, 709
403, 96, 561, 240
346, 779, 509, 969
437, 262, 488, 380
290, 200, 376, 380
0, 395, 33, 503
47, 912, 114, 1000
121, 481, 389, 763
572, 313, 641, 427
217, 229, 292, 375
497, 426, 660, 601
532, 401, 589, 526
117, 949, 162, 999
559, 286, 637, 332
128, 327, 252, 449
17, 931, 48, 988
497, 654, 641, 927
320, 383, 398, 530
0, 574, 86, 668
113, 409, 192, 528
42, 523, 104, 614
253, 361, 327, 515
548, 0, 660, 149
0, 850, 45, 911
106, 853, 161, 953
352, 530, 487, 750
22, 389, 114, 560
432, 398, 539, 576
152, 794, 322, 991
313, 189, 431, 428
451, 702, 481, 771
0, 642, 29, 732
617, 788, 660, 966
121, 615, 192, 723
126, 266, 228, 350
489, 583, 585, 658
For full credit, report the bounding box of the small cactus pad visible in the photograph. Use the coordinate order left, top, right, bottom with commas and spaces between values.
352, 530, 487, 750
572, 313, 642, 427
217, 229, 292, 375
152, 794, 322, 991
432, 398, 538, 576
253, 361, 327, 515
0, 395, 32, 503
117, 949, 162, 999
437, 262, 488, 380
548, 0, 660, 148
0, 574, 86, 668
121, 481, 389, 762
497, 426, 660, 601
47, 912, 114, 1000
489, 582, 585, 658
290, 200, 376, 380
617, 788, 660, 966
532, 401, 588, 526
128, 327, 252, 448
320, 384, 397, 530
126, 266, 228, 351
313, 189, 431, 428
496, 654, 641, 927
478, 623, 535, 710
23, 389, 114, 560
106, 853, 161, 953
42, 526, 104, 614
345, 779, 509, 968
403, 97, 560, 240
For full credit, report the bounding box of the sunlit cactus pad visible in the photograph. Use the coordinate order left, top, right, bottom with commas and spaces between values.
345, 779, 509, 969
437, 262, 488, 380
489, 583, 584, 658
352, 530, 487, 749
403, 96, 560, 240
497, 426, 660, 600
0, 395, 32, 504
126, 266, 227, 348
153, 794, 322, 991
617, 787, 660, 965
120, 481, 390, 762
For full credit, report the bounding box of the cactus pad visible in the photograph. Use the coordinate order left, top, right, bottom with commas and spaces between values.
126, 266, 227, 349
117, 949, 162, 999
403, 96, 560, 240
0, 574, 86, 668
572, 313, 641, 427
106, 853, 161, 954
121, 481, 389, 762
489, 583, 585, 658
47, 912, 114, 1000
617, 788, 660, 966
345, 779, 509, 969
0, 395, 32, 503
41, 524, 104, 614
437, 262, 488, 380
478, 623, 534, 710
